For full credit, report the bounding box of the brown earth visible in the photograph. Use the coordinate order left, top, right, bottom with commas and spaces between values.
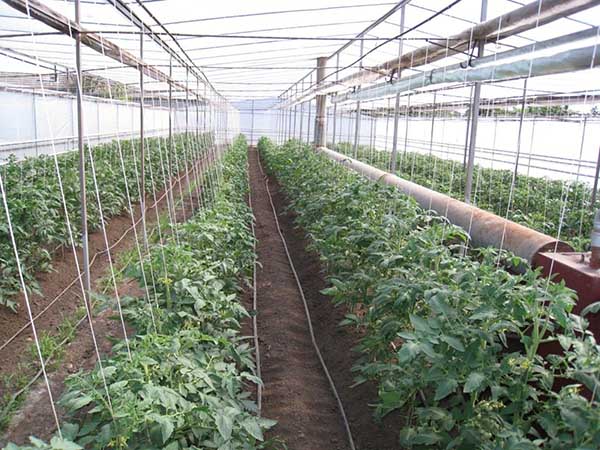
250, 147, 400, 450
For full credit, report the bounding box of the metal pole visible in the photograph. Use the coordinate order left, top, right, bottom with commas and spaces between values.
401, 93, 411, 170
186, 69, 189, 139
353, 40, 365, 158
32, 90, 38, 157
462, 90, 473, 168
332, 53, 340, 149
287, 97, 293, 141
464, 0, 488, 203
250, 99, 255, 145
75, 0, 91, 295
196, 78, 200, 141
139, 30, 147, 246
167, 58, 176, 223
513, 78, 529, 182
299, 80, 305, 143
314, 56, 328, 147
203, 83, 207, 143
390, 93, 401, 172
429, 91, 438, 156
168, 57, 173, 158
390, 5, 406, 173
592, 144, 600, 206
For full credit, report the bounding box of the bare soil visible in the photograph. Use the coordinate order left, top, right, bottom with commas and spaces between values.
250, 148, 400, 450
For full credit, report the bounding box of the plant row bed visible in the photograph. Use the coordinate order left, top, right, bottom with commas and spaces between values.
7, 135, 276, 450
334, 142, 595, 251
259, 137, 600, 449
0, 133, 213, 311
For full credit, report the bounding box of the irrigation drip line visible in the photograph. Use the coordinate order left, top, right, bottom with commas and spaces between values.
255, 151, 356, 450
0, 153, 210, 354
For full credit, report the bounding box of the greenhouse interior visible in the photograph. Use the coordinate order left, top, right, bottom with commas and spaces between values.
1, 0, 600, 449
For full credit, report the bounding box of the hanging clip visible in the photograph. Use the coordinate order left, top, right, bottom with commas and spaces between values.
461, 45, 478, 69
388, 67, 398, 84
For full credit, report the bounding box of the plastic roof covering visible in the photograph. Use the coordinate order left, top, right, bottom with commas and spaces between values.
0, 0, 598, 107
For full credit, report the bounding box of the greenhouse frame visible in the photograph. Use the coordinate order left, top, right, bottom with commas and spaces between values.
0, 0, 599, 449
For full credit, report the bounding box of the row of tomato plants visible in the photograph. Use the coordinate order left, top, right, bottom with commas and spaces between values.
0, 133, 211, 311
335, 142, 594, 251
7, 135, 276, 450
260, 137, 600, 449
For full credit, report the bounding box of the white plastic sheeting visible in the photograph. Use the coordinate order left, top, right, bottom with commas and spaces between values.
0, 88, 209, 161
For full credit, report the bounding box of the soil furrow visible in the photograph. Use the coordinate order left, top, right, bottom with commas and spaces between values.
248, 148, 349, 450
250, 147, 400, 450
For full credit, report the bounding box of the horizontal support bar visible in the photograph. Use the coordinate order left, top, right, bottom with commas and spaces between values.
332, 45, 600, 104
325, 0, 600, 92
1, 0, 198, 97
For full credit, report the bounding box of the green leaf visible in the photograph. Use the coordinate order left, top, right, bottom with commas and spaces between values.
216, 412, 233, 440
434, 378, 457, 401
464, 372, 485, 393
48, 436, 83, 450
398, 341, 419, 363
414, 432, 443, 445
441, 335, 465, 352
581, 301, 600, 317
560, 407, 589, 435
65, 395, 93, 411
241, 418, 264, 441
156, 416, 175, 444
409, 314, 432, 334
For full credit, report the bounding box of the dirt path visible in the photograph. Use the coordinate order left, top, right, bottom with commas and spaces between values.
248, 148, 350, 450
250, 148, 400, 450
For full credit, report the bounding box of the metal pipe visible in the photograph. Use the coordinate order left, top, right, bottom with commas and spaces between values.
316, 146, 573, 262
299, 81, 305, 143
390, 93, 401, 172
591, 209, 600, 268
286, 25, 600, 109
465, 0, 488, 204
75, 0, 91, 295
331, 54, 340, 148
167, 57, 175, 224
353, 40, 364, 158
139, 31, 146, 246
333, 44, 600, 104
592, 144, 600, 206
314, 56, 328, 147
1, 0, 194, 94
250, 99, 255, 145
390, 5, 406, 173
321, 0, 600, 92
513, 79, 529, 183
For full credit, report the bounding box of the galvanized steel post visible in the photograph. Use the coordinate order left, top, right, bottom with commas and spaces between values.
390, 5, 406, 173
75, 0, 91, 295
139, 29, 147, 247
464, 0, 488, 204
314, 56, 328, 147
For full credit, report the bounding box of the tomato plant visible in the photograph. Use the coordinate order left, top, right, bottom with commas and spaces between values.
335, 142, 595, 251
6, 136, 277, 450
0, 133, 208, 311
260, 137, 600, 449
